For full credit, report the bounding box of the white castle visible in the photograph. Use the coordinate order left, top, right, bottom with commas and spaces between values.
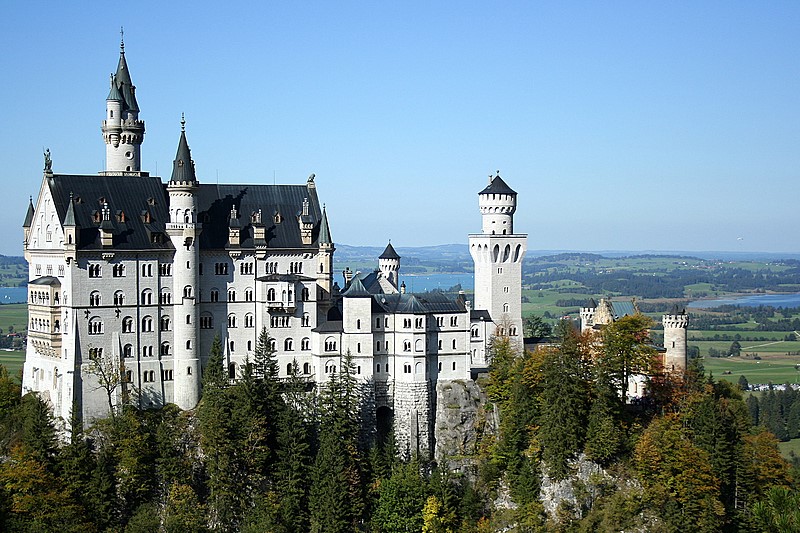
21, 41, 527, 456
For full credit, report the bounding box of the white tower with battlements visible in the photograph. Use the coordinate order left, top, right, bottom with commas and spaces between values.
468, 173, 527, 340
379, 242, 401, 288
101, 36, 145, 174
662, 307, 689, 374
165, 119, 201, 409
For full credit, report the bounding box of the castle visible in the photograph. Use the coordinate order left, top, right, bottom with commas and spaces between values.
21, 41, 527, 456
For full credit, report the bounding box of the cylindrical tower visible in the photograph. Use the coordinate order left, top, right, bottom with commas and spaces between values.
662, 307, 689, 374
102, 39, 145, 174
378, 241, 400, 288
579, 299, 597, 333
479, 172, 516, 235
166, 121, 200, 409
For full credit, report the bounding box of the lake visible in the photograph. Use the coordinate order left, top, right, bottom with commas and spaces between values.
689, 293, 800, 309
0, 287, 27, 304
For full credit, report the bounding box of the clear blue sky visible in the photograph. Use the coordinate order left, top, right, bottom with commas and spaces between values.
1, 2, 798, 257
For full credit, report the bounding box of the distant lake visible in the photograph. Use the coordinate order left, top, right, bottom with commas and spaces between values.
402, 273, 473, 293
689, 293, 800, 309
0, 287, 26, 304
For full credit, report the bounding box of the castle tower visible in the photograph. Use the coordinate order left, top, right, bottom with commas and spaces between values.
580, 298, 597, 333
662, 306, 689, 374
316, 205, 334, 304
378, 241, 400, 288
101, 37, 145, 174
165, 119, 200, 409
468, 173, 527, 339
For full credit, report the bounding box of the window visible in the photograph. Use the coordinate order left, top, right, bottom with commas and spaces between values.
324, 337, 337, 351
247, 340, 252, 351
325, 361, 336, 373
403, 340, 411, 352
376, 318, 381, 328
113, 291, 125, 306
183, 286, 193, 298
141, 264, 153, 277
46, 265, 52, 276
126, 370, 132, 382
228, 314, 236, 328
437, 317, 444, 327
285, 338, 294, 351
302, 287, 310, 301
376, 341, 381, 351
141, 316, 153, 332
450, 316, 458, 327
357, 343, 361, 353
452, 361, 456, 371
270, 315, 291, 328
88, 318, 103, 335
210, 289, 219, 302
503, 303, 509, 313
245, 313, 254, 328
452, 339, 457, 349
302, 314, 310, 327
160, 343, 171, 356
141, 289, 152, 305
303, 362, 311, 374
123, 344, 132, 358
214, 262, 229, 275
200, 314, 213, 329
228, 289, 236, 302
471, 327, 478, 338
162, 369, 174, 381
267, 288, 276, 301
89, 291, 101, 306
404, 364, 411, 374
229, 341, 234, 352
356, 319, 361, 330
160, 316, 171, 331
503, 286, 510, 293
245, 288, 254, 302
142, 346, 153, 357
160, 290, 171, 305
438, 340, 442, 350
385, 363, 389, 372
160, 263, 172, 276
376, 364, 381, 373
122, 317, 133, 333
88, 264, 101, 278
240, 262, 254, 275
403, 318, 411, 328
415, 317, 424, 328
186, 340, 192, 350
301, 337, 310, 350
269, 339, 276, 351
438, 362, 442, 372
286, 363, 292, 375
58, 265, 64, 277
113, 264, 125, 277
88, 347, 103, 359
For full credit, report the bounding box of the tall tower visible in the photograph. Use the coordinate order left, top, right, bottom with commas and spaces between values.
379, 241, 400, 288
165, 119, 200, 409
662, 306, 688, 374
468, 173, 527, 339
101, 36, 145, 174
316, 205, 334, 304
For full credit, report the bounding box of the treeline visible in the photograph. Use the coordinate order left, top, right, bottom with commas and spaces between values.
692, 306, 800, 332
745, 385, 800, 443
483, 316, 795, 531
0, 331, 486, 532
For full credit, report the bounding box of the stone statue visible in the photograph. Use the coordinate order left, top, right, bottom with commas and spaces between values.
43, 148, 52, 172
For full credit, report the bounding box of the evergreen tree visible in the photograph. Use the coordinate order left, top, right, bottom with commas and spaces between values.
537, 323, 589, 479
371, 460, 428, 533
584, 367, 623, 465
601, 314, 657, 399
18, 393, 57, 469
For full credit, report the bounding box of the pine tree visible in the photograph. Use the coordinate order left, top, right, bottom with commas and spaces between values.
371, 460, 428, 533
19, 392, 57, 469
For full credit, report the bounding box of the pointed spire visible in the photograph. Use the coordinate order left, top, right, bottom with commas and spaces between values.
114, 32, 138, 113
23, 197, 34, 228
63, 193, 76, 227
379, 241, 400, 260
170, 118, 197, 184
318, 204, 332, 244
107, 74, 123, 101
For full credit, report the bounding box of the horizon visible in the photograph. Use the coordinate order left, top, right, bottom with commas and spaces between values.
2, 3, 798, 257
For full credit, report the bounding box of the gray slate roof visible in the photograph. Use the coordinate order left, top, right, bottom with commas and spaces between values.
379, 242, 400, 260
610, 300, 636, 318
479, 175, 517, 196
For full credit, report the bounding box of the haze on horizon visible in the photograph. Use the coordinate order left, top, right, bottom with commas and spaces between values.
1, 2, 798, 258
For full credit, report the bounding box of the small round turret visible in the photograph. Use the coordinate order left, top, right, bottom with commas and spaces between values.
479, 172, 517, 235
662, 306, 688, 374
379, 241, 400, 288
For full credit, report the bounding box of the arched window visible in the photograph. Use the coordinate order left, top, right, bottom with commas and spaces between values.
88, 317, 103, 335
286, 363, 292, 375
200, 313, 213, 329
244, 313, 254, 328
269, 338, 276, 351
303, 362, 311, 374
267, 288, 276, 301
122, 316, 134, 333
302, 287, 310, 301
325, 360, 336, 374
415, 339, 424, 352
160, 289, 171, 305
123, 344, 132, 358
89, 291, 101, 306
324, 337, 337, 352
228, 289, 236, 302
142, 316, 153, 332
113, 291, 125, 306
302, 313, 310, 327
245, 288, 254, 301
210, 289, 219, 302
403, 340, 411, 352
183, 286, 193, 298
160, 316, 170, 331
503, 303, 509, 313
228, 314, 236, 328
301, 337, 310, 350
160, 343, 171, 356
186, 340, 192, 350
229, 340, 235, 352
228, 362, 236, 380
141, 289, 152, 305
285, 338, 294, 351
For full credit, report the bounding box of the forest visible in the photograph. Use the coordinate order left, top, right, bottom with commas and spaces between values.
0, 320, 798, 532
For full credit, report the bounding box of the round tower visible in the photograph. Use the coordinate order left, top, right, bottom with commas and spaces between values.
378, 241, 400, 288
479, 172, 516, 235
579, 298, 597, 333
102, 38, 145, 174
165, 118, 200, 409
662, 307, 688, 374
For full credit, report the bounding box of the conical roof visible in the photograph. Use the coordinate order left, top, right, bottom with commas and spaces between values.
342, 277, 370, 297
379, 241, 400, 260
318, 205, 332, 244
63, 194, 76, 227
115, 43, 139, 112
23, 198, 34, 228
170, 124, 197, 183
479, 175, 517, 196
106, 74, 123, 102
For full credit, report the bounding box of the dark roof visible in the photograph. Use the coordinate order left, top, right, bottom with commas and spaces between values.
372, 292, 466, 314
106, 75, 123, 102
314, 320, 342, 333
379, 242, 400, 260
585, 298, 597, 309
668, 305, 686, 315
169, 129, 197, 183
610, 300, 636, 318
46, 174, 172, 251
23, 198, 34, 228
256, 273, 316, 283
29, 276, 60, 286
63, 195, 76, 226
342, 277, 371, 297
470, 309, 492, 320
114, 46, 139, 113
318, 205, 332, 244
196, 183, 323, 250
479, 175, 517, 196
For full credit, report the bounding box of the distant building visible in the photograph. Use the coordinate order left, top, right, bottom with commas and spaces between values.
21, 40, 527, 456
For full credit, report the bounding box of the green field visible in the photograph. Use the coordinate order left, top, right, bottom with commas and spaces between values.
0, 303, 27, 335
704, 354, 800, 386
778, 438, 800, 461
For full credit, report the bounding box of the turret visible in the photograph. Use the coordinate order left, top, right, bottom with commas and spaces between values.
102, 37, 145, 175
479, 171, 517, 235
662, 306, 689, 374
63, 194, 77, 263
165, 119, 200, 409
316, 205, 334, 302
23, 197, 34, 249
580, 298, 597, 333
378, 241, 400, 288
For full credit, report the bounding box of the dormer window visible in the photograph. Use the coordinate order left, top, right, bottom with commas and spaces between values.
92, 211, 101, 223
274, 212, 282, 224
147, 197, 156, 206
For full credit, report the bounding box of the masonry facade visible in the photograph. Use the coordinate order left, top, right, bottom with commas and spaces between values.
22, 42, 527, 457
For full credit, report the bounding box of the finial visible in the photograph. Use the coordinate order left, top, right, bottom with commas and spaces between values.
120, 27, 125, 52
496, 169, 500, 177
181, 113, 186, 132
43, 148, 52, 172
